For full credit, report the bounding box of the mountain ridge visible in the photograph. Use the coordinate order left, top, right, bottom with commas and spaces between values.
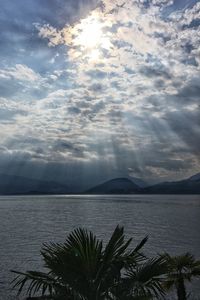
0, 172, 199, 195
85, 173, 200, 195
0, 173, 69, 195
142, 172, 200, 194
86, 177, 140, 194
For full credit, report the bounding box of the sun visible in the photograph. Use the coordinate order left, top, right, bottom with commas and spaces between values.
73, 15, 111, 60
77, 17, 103, 49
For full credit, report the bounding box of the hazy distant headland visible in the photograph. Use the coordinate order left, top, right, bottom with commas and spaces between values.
0, 172, 200, 195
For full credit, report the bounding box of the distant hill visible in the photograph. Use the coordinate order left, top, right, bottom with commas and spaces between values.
86, 173, 200, 195
0, 172, 199, 195
86, 178, 140, 194
143, 173, 200, 194
189, 172, 200, 182
0, 174, 69, 195
128, 176, 148, 188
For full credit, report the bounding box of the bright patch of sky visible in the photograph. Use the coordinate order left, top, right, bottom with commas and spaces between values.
0, 0, 199, 187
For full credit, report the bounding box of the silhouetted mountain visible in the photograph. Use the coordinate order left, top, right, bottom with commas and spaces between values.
143, 173, 200, 194
189, 172, 200, 182
0, 174, 69, 195
128, 176, 148, 188
86, 173, 200, 195
86, 178, 140, 194
0, 172, 200, 195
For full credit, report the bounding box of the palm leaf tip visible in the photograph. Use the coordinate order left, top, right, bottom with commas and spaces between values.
11, 270, 56, 297
133, 236, 148, 253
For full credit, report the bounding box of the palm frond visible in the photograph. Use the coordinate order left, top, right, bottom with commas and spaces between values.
125, 236, 148, 268
41, 228, 104, 298
11, 225, 159, 300
103, 226, 132, 260
11, 270, 57, 297
132, 236, 148, 254
123, 256, 167, 298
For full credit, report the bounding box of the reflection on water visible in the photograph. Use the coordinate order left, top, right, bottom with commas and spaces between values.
0, 194, 199, 299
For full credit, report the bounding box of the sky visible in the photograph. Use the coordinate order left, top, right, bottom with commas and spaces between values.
0, 0, 199, 189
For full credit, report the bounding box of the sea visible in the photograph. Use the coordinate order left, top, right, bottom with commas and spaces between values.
0, 195, 199, 299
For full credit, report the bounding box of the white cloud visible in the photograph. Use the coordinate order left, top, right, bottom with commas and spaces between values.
0, 64, 41, 82
1, 0, 200, 180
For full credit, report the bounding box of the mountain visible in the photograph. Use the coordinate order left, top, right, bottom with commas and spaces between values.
128, 176, 149, 188
0, 174, 69, 195
86, 173, 200, 195
143, 174, 200, 194
188, 172, 200, 182
86, 178, 140, 194
0, 172, 199, 195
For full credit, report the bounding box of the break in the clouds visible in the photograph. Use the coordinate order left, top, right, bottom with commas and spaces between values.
0, 0, 199, 187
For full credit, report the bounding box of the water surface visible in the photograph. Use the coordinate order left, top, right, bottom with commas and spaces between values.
0, 195, 199, 299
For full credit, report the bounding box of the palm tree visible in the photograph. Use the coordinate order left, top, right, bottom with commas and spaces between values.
11, 226, 149, 300
112, 256, 167, 300
164, 252, 200, 300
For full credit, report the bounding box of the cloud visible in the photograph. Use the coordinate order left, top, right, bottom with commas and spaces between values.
0, 0, 200, 182
0, 64, 41, 82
